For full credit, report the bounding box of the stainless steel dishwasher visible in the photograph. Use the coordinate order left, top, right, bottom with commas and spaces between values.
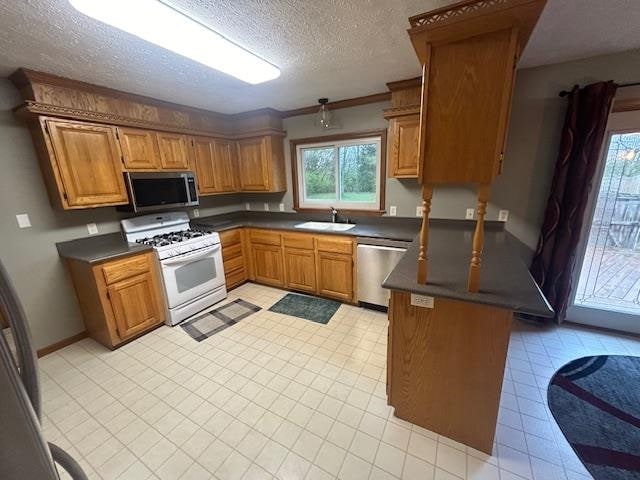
356, 237, 410, 308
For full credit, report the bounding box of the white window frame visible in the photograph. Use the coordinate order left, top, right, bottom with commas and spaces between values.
295, 135, 383, 211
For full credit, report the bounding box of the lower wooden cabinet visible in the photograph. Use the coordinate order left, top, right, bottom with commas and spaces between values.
284, 247, 316, 293
316, 251, 354, 302
65, 251, 165, 349
252, 244, 285, 287
220, 228, 248, 289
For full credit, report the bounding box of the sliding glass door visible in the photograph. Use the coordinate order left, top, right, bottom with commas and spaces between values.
567, 110, 640, 333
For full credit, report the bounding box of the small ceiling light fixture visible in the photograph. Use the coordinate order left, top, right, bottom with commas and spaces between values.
315, 98, 333, 129
68, 0, 280, 84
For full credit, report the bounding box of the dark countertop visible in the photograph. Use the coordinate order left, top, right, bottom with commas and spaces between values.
193, 211, 422, 242
382, 222, 553, 317
56, 232, 153, 264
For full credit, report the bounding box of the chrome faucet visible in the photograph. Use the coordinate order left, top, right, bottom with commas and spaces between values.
330, 206, 338, 223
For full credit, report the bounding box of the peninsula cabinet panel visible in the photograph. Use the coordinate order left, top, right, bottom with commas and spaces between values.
107, 272, 162, 341
284, 247, 316, 293
157, 132, 191, 170
388, 115, 420, 178
237, 136, 286, 192
43, 119, 128, 208
117, 127, 160, 171
252, 244, 285, 287
316, 251, 354, 302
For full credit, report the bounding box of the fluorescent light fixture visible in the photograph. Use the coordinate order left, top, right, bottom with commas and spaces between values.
68, 0, 280, 84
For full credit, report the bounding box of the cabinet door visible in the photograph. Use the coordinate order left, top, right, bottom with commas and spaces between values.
213, 140, 238, 192
191, 137, 217, 194
46, 119, 128, 207
107, 272, 163, 341
252, 244, 284, 287
117, 127, 160, 170
284, 248, 316, 293
237, 137, 269, 191
157, 132, 190, 170
316, 252, 354, 302
389, 115, 420, 178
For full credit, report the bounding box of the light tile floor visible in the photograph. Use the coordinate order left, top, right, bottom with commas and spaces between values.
40, 283, 640, 480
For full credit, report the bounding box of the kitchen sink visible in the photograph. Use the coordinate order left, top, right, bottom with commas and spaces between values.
294, 221, 356, 232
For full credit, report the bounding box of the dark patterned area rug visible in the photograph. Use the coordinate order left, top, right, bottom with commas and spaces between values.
181, 299, 261, 341
548, 355, 640, 479
269, 293, 341, 324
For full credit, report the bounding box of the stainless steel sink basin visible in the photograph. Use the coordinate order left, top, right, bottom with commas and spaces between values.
294, 221, 356, 232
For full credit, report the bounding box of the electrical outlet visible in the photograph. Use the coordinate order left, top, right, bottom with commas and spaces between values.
279, 203, 285, 212
263, 203, 269, 211
411, 294, 434, 309
245, 202, 251, 210
87, 223, 98, 235
192, 208, 200, 218
16, 214, 31, 228
389, 206, 397, 216
498, 209, 509, 222
416, 206, 424, 217
465, 208, 475, 220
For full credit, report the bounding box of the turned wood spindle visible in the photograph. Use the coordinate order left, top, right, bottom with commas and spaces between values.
417, 184, 433, 284
468, 184, 491, 292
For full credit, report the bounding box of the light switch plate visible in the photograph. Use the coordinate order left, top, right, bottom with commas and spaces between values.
389, 206, 397, 216
16, 214, 31, 228
279, 203, 285, 212
498, 209, 509, 222
87, 223, 98, 235
411, 294, 434, 309
245, 202, 251, 210
465, 208, 475, 220
263, 202, 269, 211
416, 206, 424, 217
192, 208, 200, 218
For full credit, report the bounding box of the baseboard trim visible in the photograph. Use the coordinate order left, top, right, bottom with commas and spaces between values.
37, 331, 87, 358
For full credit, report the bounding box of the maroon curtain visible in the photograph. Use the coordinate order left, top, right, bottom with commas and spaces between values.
530, 81, 618, 323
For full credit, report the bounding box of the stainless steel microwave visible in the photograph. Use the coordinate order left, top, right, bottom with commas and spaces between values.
122, 171, 199, 213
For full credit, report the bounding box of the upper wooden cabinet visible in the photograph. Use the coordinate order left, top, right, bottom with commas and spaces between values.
388, 115, 420, 178
237, 136, 286, 192
116, 127, 160, 171
42, 118, 128, 208
191, 136, 238, 195
157, 132, 191, 170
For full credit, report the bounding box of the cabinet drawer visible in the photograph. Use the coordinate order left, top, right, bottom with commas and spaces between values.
225, 268, 246, 289
222, 243, 243, 262
102, 255, 151, 285
250, 229, 282, 246
220, 229, 242, 247
315, 235, 353, 254
283, 233, 314, 250
224, 255, 244, 273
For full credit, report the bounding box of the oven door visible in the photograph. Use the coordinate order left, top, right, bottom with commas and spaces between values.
160, 245, 225, 309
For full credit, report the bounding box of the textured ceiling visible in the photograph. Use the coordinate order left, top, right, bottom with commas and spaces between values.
0, 0, 639, 114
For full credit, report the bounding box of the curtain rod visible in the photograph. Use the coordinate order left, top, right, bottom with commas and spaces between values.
559, 81, 640, 97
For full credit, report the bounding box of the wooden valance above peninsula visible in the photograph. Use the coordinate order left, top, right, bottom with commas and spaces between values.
407, 0, 547, 292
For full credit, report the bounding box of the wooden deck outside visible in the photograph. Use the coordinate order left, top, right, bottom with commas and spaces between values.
576, 246, 640, 313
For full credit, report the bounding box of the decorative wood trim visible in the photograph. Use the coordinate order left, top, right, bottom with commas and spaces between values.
409, 0, 510, 28
612, 97, 640, 113
281, 92, 391, 118
36, 331, 87, 358
383, 105, 421, 119
386, 77, 422, 91
289, 130, 387, 214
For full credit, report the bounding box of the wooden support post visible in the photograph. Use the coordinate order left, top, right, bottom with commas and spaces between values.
417, 184, 433, 284
468, 184, 491, 292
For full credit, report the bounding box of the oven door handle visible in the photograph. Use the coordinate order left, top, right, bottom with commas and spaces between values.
161, 245, 220, 265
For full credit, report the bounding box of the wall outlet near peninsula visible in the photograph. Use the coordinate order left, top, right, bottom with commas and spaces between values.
389, 206, 397, 216
245, 202, 251, 210
279, 203, 285, 212
411, 294, 434, 309
263, 203, 269, 211
465, 208, 475, 220
498, 209, 509, 222
192, 208, 200, 218
87, 223, 98, 235
16, 214, 31, 228
416, 206, 424, 217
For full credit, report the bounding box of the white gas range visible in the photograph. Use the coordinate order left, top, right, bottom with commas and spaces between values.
121, 212, 227, 326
